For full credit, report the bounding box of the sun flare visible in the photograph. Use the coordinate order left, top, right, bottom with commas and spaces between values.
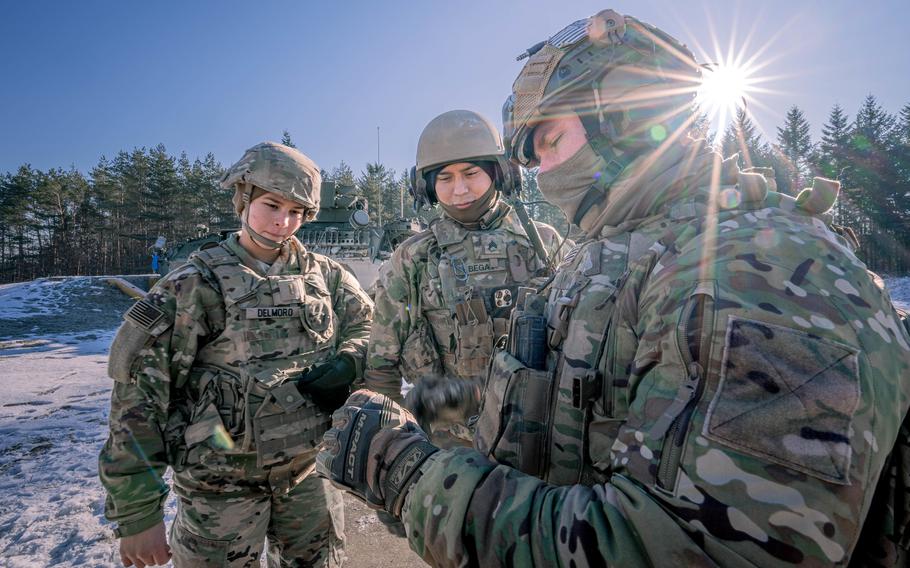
695, 62, 756, 137
698, 64, 749, 111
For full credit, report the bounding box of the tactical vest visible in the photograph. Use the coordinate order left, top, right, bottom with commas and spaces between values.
470, 164, 910, 563
420, 210, 550, 382
474, 220, 669, 484
175, 241, 336, 471
476, 178, 871, 487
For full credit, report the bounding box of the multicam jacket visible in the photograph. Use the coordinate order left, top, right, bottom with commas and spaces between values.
364, 201, 563, 401
99, 234, 372, 537
398, 151, 910, 567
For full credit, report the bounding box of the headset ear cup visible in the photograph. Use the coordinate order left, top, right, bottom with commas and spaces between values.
496, 159, 524, 198
423, 174, 437, 207
409, 166, 436, 210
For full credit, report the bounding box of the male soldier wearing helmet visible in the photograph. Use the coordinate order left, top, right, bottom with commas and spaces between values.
364, 109, 564, 447
99, 142, 373, 567
317, 10, 910, 567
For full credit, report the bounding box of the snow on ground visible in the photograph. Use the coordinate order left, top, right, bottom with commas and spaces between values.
885, 276, 910, 311
0, 277, 173, 567
1, 275, 909, 566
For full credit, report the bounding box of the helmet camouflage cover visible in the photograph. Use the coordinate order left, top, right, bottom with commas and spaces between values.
503, 9, 703, 168
222, 141, 321, 220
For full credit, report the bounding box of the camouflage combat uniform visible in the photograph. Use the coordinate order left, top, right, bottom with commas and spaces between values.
314, 10, 910, 566
365, 199, 562, 443
99, 233, 373, 567
396, 136, 910, 566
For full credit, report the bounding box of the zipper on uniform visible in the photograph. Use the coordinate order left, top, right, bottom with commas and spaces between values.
656, 285, 714, 491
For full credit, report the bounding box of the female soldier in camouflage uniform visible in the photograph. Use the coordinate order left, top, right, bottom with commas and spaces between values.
99, 142, 373, 567
364, 109, 564, 446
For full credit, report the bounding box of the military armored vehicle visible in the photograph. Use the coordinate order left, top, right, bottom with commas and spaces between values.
156, 181, 422, 289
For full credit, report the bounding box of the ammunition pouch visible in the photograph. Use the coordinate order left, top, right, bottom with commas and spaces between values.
168, 365, 331, 470
510, 312, 548, 370
474, 349, 554, 477
450, 298, 495, 378
247, 368, 331, 468
167, 366, 242, 471
454, 318, 495, 378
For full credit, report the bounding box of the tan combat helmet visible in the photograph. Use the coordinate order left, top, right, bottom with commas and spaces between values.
502, 9, 703, 228
504, 9, 702, 168
221, 141, 321, 249
411, 109, 521, 210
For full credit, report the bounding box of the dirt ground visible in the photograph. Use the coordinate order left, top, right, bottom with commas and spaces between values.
342, 494, 426, 567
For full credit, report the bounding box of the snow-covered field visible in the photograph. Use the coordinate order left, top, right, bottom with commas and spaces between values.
0, 277, 166, 567
0, 275, 908, 567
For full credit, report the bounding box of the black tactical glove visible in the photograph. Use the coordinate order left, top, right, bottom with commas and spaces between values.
296, 354, 357, 412
316, 390, 439, 517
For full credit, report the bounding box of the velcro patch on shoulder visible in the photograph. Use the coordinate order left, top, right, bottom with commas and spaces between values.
125, 299, 165, 331
704, 316, 860, 484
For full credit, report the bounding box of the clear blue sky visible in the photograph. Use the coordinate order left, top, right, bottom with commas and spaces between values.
2, 0, 908, 177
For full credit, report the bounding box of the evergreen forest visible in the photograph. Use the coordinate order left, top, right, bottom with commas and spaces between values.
2, 96, 909, 284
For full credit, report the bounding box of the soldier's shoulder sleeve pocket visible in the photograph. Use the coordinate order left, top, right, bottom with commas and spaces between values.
107, 299, 173, 383
703, 316, 860, 484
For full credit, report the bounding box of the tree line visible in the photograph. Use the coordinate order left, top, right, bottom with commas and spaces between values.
0, 137, 426, 283
2, 95, 909, 284
717, 96, 910, 274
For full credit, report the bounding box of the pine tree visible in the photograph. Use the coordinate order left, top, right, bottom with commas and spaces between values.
281, 130, 296, 148
395, 169, 411, 219
193, 153, 230, 230
357, 163, 392, 224
721, 108, 762, 167
0, 166, 39, 281
813, 104, 855, 226
776, 106, 812, 195
147, 144, 179, 243
894, 103, 910, 193
817, 104, 852, 180
329, 161, 356, 187
90, 155, 119, 274
690, 111, 712, 142
850, 95, 903, 272
379, 167, 402, 225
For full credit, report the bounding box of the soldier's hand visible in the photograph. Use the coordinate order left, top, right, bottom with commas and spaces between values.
405, 375, 480, 434
316, 389, 439, 517
297, 354, 358, 412
119, 521, 171, 568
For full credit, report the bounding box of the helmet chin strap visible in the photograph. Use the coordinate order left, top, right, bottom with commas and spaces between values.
240, 182, 286, 251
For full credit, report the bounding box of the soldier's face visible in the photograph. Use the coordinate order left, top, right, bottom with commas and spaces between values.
245, 191, 306, 243
532, 114, 588, 173
434, 162, 493, 208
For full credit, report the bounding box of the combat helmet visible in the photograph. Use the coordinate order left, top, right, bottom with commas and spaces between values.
410, 109, 521, 210
221, 141, 321, 249
503, 9, 702, 222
